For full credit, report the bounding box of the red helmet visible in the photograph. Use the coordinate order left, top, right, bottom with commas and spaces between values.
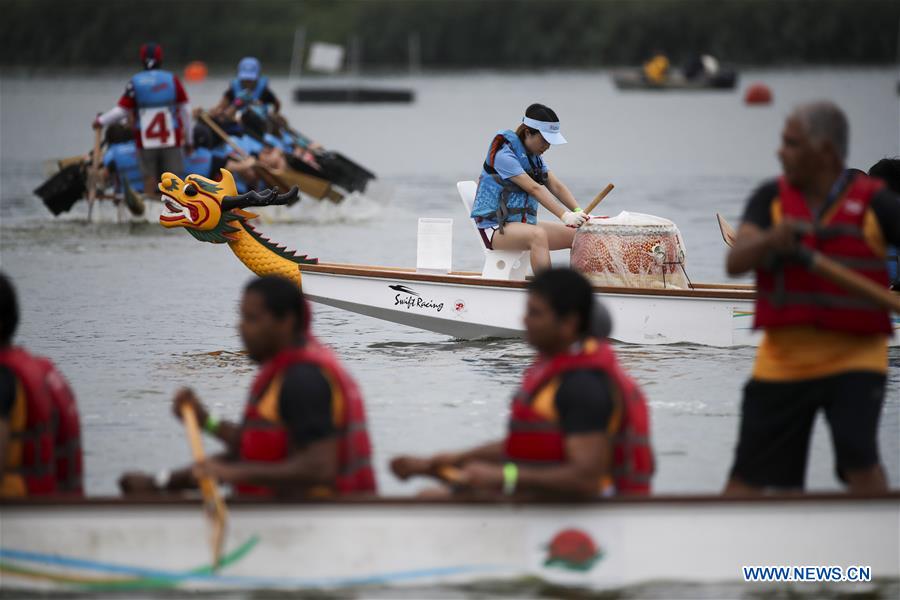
140, 43, 163, 69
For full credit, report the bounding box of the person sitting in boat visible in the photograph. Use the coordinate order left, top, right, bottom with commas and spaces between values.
269, 113, 324, 156
119, 275, 376, 498
642, 51, 670, 84
683, 53, 719, 81
0, 273, 83, 498
225, 134, 288, 193
181, 125, 216, 180
92, 43, 191, 197
470, 103, 588, 272
210, 56, 281, 121
391, 268, 653, 498
867, 157, 900, 290
724, 102, 900, 496
101, 123, 144, 194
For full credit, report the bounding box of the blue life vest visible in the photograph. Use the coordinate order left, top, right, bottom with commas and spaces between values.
103, 142, 144, 193
131, 70, 178, 134
888, 246, 898, 283
132, 70, 177, 109
209, 145, 250, 194
228, 136, 263, 194
182, 147, 213, 179
235, 135, 264, 157
230, 77, 270, 115
279, 131, 296, 152
470, 129, 546, 230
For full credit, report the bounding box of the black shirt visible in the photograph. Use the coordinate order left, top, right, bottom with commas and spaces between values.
0, 366, 16, 420
741, 178, 900, 246
276, 364, 335, 448
224, 86, 278, 106
554, 369, 615, 434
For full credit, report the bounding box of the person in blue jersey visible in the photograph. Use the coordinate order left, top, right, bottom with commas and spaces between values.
101, 124, 144, 194
470, 103, 588, 272
211, 57, 281, 121
226, 134, 288, 193
93, 43, 191, 196
181, 126, 215, 180
867, 158, 900, 290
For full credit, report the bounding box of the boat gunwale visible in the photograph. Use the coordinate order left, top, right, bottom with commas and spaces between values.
303, 263, 759, 300
2, 491, 898, 509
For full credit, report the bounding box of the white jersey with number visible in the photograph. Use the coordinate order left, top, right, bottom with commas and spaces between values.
138, 107, 177, 149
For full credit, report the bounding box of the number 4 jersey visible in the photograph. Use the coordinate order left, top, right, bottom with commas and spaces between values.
117, 69, 190, 150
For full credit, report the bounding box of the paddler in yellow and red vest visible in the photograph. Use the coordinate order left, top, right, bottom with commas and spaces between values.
724, 101, 900, 495
119, 275, 376, 497
391, 268, 653, 498
0, 272, 84, 498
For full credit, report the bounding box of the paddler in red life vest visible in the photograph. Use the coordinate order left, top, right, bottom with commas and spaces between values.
0, 273, 84, 498
391, 268, 653, 498
469, 104, 589, 273
119, 276, 376, 498
724, 101, 900, 495
93, 43, 192, 197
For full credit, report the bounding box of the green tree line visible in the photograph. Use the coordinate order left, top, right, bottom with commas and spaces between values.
2, 0, 898, 70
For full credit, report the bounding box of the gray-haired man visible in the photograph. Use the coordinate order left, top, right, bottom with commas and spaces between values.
723, 101, 900, 495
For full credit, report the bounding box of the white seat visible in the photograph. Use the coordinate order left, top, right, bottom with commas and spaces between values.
457, 181, 530, 281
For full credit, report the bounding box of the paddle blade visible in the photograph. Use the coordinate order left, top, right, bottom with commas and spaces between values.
122, 180, 146, 217
33, 163, 86, 216
717, 213, 737, 247
180, 404, 229, 570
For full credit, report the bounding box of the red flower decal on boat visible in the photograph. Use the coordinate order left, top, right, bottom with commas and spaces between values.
544, 529, 602, 571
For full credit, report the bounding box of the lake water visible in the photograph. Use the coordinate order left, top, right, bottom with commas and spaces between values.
0, 68, 898, 598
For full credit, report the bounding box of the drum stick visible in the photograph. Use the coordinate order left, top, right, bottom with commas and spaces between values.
584, 183, 615, 215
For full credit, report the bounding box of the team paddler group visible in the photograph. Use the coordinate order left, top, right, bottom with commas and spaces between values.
87, 42, 339, 210
2, 99, 899, 501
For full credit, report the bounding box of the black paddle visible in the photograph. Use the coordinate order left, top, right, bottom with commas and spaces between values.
34, 163, 87, 216
268, 115, 376, 192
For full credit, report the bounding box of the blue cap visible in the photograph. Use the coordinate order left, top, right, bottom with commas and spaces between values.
237, 57, 261, 81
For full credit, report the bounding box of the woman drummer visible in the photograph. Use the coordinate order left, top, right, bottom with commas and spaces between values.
469, 103, 588, 272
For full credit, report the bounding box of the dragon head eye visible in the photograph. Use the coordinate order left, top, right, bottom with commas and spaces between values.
184, 183, 198, 197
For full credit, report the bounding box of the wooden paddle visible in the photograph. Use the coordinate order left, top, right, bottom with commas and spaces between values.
717, 214, 900, 314
86, 128, 102, 221
716, 212, 737, 246
584, 183, 615, 215
199, 111, 340, 202
122, 179, 146, 217
180, 404, 228, 569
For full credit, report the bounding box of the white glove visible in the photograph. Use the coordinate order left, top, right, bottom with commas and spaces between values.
561, 210, 588, 227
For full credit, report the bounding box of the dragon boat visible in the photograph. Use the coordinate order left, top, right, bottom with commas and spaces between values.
156, 170, 900, 347
1, 493, 897, 593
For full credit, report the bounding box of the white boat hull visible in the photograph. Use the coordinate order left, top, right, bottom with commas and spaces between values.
1, 495, 897, 593
299, 265, 900, 346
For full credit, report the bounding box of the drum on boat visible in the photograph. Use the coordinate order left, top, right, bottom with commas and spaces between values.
571, 211, 690, 289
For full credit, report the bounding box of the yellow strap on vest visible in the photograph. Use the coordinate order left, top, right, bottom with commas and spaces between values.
256, 374, 284, 423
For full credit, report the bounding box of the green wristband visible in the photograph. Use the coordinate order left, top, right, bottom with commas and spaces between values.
203, 414, 220, 435
573, 207, 583, 213
503, 462, 518, 495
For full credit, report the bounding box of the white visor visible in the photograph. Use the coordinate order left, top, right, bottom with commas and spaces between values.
522, 116, 567, 145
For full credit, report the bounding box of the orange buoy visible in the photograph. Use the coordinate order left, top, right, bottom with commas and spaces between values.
744, 83, 772, 105
184, 61, 208, 83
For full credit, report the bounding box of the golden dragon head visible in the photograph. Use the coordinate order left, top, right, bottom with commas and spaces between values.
157, 169, 299, 243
